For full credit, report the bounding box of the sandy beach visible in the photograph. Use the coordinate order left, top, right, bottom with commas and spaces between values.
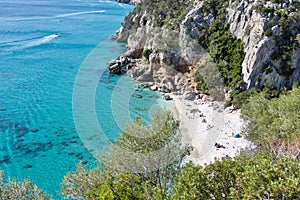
168, 94, 252, 165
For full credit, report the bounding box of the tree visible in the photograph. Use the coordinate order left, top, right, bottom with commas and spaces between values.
100, 110, 191, 199
60, 162, 102, 199
61, 110, 191, 199
0, 171, 51, 200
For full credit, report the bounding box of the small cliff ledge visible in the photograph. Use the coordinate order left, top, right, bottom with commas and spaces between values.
116, 0, 142, 5
112, 0, 300, 99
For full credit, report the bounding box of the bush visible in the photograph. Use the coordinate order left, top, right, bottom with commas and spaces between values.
141, 59, 149, 65
275, 9, 287, 18
242, 85, 300, 158
172, 153, 300, 200
142, 49, 153, 60
0, 171, 51, 200
61, 110, 191, 199
265, 28, 273, 37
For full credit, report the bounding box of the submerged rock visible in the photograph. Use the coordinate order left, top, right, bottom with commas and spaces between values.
132, 93, 143, 98
31, 128, 39, 133
23, 164, 33, 169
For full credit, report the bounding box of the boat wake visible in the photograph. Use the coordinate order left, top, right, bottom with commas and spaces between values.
1, 10, 107, 22
54, 10, 106, 18
6, 34, 59, 51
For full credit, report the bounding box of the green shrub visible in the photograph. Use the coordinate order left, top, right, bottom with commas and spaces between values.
173, 153, 300, 200
275, 9, 287, 18
141, 59, 149, 65
242, 85, 300, 148
265, 28, 273, 37
142, 49, 153, 60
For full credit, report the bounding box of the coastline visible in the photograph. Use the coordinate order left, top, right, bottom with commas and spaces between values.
167, 93, 252, 165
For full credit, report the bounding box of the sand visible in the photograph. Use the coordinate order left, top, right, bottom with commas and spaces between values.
169, 94, 253, 166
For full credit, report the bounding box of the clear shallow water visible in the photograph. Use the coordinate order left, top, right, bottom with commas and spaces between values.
0, 0, 163, 198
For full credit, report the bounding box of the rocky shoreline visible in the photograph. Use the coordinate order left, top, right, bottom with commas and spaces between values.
107, 54, 207, 102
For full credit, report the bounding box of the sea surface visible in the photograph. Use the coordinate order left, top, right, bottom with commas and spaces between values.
0, 0, 163, 198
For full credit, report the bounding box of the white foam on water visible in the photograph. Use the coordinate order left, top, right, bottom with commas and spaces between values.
118, 3, 125, 8
0, 16, 50, 22
7, 34, 59, 51
1, 10, 107, 22
54, 10, 106, 18
23, 34, 59, 48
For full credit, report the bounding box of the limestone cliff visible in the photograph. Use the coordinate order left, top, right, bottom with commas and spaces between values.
113, 0, 300, 95
227, 0, 300, 89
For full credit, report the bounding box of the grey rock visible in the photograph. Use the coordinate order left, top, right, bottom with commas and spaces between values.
109, 63, 121, 74
184, 92, 196, 100
163, 94, 173, 101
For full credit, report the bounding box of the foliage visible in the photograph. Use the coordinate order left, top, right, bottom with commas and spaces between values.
265, 28, 272, 37
242, 84, 300, 158
0, 171, 51, 200
61, 110, 191, 199
194, 70, 209, 94
60, 162, 102, 199
141, 59, 149, 65
230, 88, 258, 108
132, 0, 193, 29
172, 153, 300, 199
297, 33, 300, 43
142, 49, 153, 60
198, 5, 245, 102
274, 9, 287, 18
101, 110, 191, 195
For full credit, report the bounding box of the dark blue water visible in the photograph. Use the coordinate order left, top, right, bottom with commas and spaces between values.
0, 0, 163, 198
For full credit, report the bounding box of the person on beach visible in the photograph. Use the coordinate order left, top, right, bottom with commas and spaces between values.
215, 143, 225, 148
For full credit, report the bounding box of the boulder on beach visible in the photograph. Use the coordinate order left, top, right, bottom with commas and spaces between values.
184, 92, 196, 100
150, 85, 158, 91
163, 94, 173, 101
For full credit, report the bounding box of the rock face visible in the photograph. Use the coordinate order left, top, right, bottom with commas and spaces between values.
113, 0, 300, 93
227, 0, 300, 89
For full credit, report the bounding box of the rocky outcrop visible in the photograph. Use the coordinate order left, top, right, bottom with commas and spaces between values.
112, 0, 300, 95
115, 0, 142, 5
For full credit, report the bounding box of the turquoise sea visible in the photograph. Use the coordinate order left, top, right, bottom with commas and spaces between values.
0, 0, 163, 198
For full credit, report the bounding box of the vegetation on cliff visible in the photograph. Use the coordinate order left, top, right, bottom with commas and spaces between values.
242, 83, 300, 159
257, 2, 300, 78
131, 0, 193, 29
198, 2, 245, 99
